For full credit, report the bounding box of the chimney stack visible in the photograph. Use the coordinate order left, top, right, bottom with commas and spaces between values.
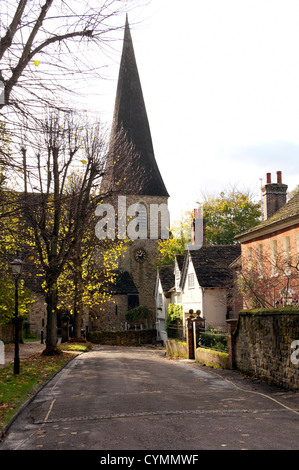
262, 171, 288, 220
191, 206, 206, 247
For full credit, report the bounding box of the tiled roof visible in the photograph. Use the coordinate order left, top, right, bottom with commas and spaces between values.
188, 245, 241, 288
236, 192, 299, 240
157, 264, 175, 293
175, 254, 185, 271
101, 17, 169, 197
107, 270, 138, 295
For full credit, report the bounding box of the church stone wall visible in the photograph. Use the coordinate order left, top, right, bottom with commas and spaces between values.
27, 293, 47, 338
91, 294, 128, 332
119, 194, 168, 324
91, 194, 169, 331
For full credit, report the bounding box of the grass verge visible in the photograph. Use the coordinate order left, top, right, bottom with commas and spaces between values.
0, 341, 92, 437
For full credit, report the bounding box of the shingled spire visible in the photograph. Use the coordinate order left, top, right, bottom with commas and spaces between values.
102, 16, 169, 197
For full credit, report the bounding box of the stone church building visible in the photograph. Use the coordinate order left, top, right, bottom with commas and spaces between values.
24, 17, 169, 338
89, 16, 169, 331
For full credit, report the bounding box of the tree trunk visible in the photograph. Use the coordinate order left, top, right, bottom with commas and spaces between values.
73, 264, 84, 339
43, 282, 61, 355
73, 304, 82, 339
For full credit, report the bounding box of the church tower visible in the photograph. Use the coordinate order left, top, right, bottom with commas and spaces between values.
96, 16, 169, 330
101, 15, 168, 197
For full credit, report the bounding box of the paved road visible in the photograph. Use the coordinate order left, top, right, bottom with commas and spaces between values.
1, 346, 299, 451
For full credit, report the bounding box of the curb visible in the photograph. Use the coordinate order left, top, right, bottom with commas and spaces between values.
0, 352, 81, 442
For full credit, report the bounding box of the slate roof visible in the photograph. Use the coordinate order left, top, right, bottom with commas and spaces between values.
236, 192, 299, 240
157, 264, 175, 293
101, 16, 169, 197
107, 270, 138, 295
185, 245, 241, 288
175, 254, 185, 271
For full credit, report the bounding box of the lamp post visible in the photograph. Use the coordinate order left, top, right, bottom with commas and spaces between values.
11, 253, 24, 375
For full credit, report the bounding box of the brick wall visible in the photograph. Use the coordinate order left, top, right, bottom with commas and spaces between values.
233, 310, 299, 391
242, 224, 299, 266
240, 223, 299, 308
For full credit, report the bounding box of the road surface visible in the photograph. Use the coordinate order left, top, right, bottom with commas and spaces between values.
1, 345, 299, 452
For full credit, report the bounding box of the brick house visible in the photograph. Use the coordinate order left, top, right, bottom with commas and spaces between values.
235, 171, 299, 308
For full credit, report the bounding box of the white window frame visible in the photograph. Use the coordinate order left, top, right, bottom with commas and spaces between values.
188, 273, 195, 289
257, 244, 263, 277
283, 236, 292, 275
270, 239, 278, 276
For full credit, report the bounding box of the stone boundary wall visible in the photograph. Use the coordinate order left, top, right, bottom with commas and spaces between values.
195, 347, 230, 369
166, 339, 188, 358
0, 324, 14, 344
232, 310, 299, 391
0, 322, 24, 344
166, 339, 230, 368
89, 329, 157, 346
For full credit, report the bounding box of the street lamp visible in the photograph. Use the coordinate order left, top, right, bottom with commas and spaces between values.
11, 252, 24, 375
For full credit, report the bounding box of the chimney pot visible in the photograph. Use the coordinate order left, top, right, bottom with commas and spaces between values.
262, 171, 288, 220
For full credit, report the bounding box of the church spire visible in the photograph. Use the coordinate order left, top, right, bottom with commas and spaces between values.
102, 16, 169, 197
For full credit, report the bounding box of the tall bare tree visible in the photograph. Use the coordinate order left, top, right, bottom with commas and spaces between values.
16, 110, 146, 353
19, 111, 107, 353
0, 0, 143, 120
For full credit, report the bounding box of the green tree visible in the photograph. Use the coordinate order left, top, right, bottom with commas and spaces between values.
165, 303, 183, 338
0, 122, 34, 328
156, 212, 192, 266
202, 188, 261, 245
0, 265, 32, 326
57, 236, 127, 338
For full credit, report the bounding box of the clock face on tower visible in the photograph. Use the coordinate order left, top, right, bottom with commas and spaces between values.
134, 249, 147, 263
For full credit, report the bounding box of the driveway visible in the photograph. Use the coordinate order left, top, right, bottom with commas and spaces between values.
1, 345, 299, 451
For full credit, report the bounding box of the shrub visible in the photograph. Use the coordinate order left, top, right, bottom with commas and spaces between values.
125, 305, 150, 323
166, 304, 183, 339
198, 331, 228, 352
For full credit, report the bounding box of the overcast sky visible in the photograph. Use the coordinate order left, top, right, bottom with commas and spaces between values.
86, 0, 299, 223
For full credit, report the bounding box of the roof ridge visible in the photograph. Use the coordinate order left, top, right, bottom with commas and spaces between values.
236, 191, 299, 239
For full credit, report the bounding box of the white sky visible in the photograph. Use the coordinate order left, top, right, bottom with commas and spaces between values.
85, 0, 299, 223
